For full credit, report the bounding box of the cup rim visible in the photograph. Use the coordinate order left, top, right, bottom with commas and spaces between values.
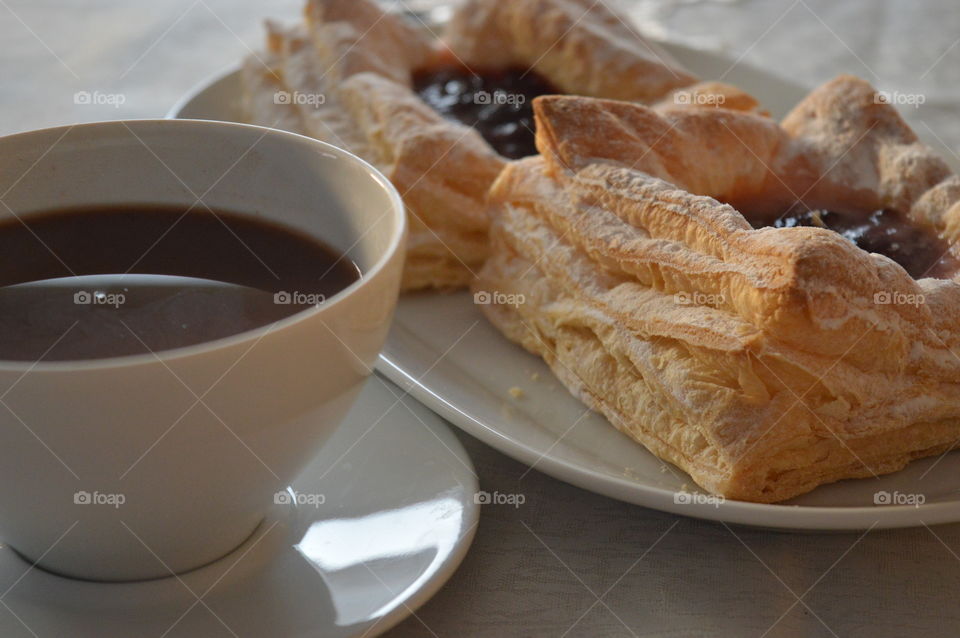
0, 119, 407, 372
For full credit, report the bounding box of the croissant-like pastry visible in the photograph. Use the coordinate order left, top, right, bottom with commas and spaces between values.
475, 76, 960, 502
241, 0, 698, 290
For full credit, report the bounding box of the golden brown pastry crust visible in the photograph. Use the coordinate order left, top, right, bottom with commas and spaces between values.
444, 0, 695, 102
475, 76, 960, 502
241, 0, 697, 290
243, 11, 501, 291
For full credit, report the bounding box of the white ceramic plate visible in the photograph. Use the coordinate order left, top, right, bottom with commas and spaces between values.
0, 375, 478, 637
168, 44, 960, 530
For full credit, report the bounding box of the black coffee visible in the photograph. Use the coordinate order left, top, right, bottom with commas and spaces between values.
0, 206, 361, 361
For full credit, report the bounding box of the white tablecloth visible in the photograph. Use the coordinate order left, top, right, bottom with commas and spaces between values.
4, 1, 960, 636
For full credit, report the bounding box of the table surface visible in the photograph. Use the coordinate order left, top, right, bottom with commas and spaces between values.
4, 1, 960, 636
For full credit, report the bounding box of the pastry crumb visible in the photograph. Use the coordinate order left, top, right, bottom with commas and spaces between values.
508, 386, 525, 399
530, 372, 540, 381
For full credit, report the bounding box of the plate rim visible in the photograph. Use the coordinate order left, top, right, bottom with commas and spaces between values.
377, 352, 960, 531
167, 47, 960, 532
165, 63, 241, 120
0, 373, 479, 638
353, 375, 481, 636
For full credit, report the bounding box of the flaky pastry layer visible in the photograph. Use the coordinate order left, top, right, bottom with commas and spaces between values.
476, 77, 960, 502
241, 0, 699, 290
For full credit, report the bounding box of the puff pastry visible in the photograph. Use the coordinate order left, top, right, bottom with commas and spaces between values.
241, 0, 698, 290
475, 75, 960, 502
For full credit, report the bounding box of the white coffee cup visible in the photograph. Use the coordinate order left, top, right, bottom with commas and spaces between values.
0, 120, 406, 581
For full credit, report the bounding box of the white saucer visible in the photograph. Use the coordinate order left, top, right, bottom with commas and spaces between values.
168, 43, 960, 530
0, 374, 478, 637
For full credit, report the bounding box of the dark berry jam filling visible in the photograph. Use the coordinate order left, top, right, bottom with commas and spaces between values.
412, 66, 561, 159
748, 206, 957, 279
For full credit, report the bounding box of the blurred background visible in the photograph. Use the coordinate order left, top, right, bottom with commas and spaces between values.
2, 0, 958, 159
